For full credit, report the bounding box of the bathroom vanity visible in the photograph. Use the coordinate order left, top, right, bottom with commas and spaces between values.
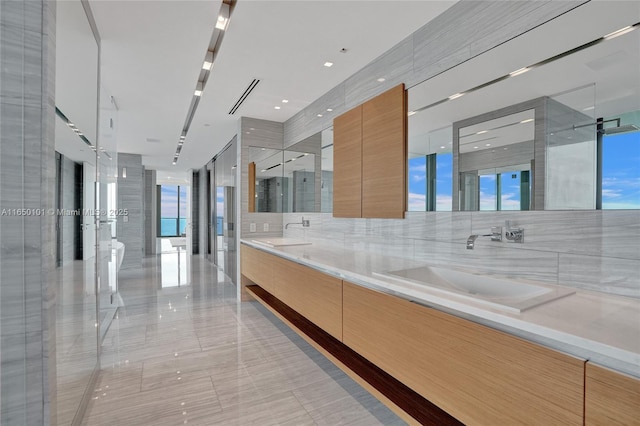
240, 240, 640, 425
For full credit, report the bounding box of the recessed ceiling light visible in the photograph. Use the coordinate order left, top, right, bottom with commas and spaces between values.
282, 99, 289, 103
604, 25, 634, 40
261, 169, 266, 172
250, 128, 255, 131
274, 106, 281, 110
172, 161, 176, 165
261, 148, 266, 150
327, 108, 333, 112
473, 146, 479, 149
216, 4, 230, 31
317, 114, 323, 117
203, 52, 213, 70
448, 93, 464, 100
408, 111, 416, 116
324, 62, 333, 67
440, 146, 446, 149
509, 67, 529, 77
194, 82, 203, 97
583, 106, 595, 111
520, 118, 534, 124
485, 143, 491, 146
377, 78, 386, 82
304, 153, 309, 156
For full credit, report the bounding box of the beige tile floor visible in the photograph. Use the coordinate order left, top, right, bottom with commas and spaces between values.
82, 247, 405, 425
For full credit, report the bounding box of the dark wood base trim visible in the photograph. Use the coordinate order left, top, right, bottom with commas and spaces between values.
246, 285, 462, 426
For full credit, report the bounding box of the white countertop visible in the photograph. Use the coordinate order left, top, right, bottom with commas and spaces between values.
242, 238, 640, 378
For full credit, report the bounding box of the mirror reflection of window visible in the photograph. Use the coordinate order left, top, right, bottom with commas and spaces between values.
407, 120, 453, 211
601, 111, 640, 209
407, 11, 639, 211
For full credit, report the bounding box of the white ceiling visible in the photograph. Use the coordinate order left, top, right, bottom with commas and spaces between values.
89, 0, 456, 173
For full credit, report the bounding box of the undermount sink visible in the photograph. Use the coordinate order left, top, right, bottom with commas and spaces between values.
251, 238, 312, 248
375, 266, 575, 313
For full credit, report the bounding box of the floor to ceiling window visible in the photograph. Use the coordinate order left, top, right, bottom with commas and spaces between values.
158, 185, 188, 237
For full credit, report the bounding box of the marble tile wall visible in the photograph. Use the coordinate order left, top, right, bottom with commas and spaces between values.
144, 169, 156, 255
284, 210, 640, 298
0, 0, 57, 423
117, 153, 144, 269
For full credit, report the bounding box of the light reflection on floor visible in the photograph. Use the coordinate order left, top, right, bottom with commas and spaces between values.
81, 245, 404, 425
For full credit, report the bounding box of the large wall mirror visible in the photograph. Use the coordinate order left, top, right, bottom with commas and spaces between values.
248, 129, 331, 213
54, 0, 100, 424
408, 4, 639, 211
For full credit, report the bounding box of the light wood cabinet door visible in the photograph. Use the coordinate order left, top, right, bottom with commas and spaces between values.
585, 362, 640, 425
362, 84, 406, 219
342, 281, 585, 425
333, 105, 362, 218
240, 245, 274, 294
272, 256, 343, 341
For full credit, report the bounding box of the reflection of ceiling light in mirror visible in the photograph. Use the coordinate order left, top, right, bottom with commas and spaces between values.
604, 25, 634, 40
282, 99, 289, 103
324, 62, 333, 67
520, 118, 534, 124
274, 106, 281, 110
448, 93, 464, 100
509, 67, 529, 77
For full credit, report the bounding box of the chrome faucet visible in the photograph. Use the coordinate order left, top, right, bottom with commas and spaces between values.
467, 227, 502, 249
285, 216, 310, 229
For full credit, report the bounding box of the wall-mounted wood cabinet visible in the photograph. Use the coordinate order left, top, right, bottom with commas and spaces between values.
333, 84, 407, 219
241, 245, 639, 425
585, 362, 640, 425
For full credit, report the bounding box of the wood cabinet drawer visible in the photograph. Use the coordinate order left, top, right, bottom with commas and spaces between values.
271, 255, 343, 341
240, 245, 274, 294
585, 362, 640, 425
342, 281, 585, 425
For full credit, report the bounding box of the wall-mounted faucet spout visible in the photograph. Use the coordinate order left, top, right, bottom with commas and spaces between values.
285, 216, 310, 229
467, 227, 502, 249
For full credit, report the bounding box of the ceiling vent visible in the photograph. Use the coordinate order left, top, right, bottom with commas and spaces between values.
228, 79, 260, 115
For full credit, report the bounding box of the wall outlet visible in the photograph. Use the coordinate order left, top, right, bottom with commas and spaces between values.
263, 223, 269, 232
249, 223, 256, 232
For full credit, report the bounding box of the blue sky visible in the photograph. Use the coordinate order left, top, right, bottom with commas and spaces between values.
160, 185, 188, 218
602, 132, 640, 209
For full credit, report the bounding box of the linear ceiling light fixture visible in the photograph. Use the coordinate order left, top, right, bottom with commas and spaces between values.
173, 0, 236, 166
412, 21, 640, 116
